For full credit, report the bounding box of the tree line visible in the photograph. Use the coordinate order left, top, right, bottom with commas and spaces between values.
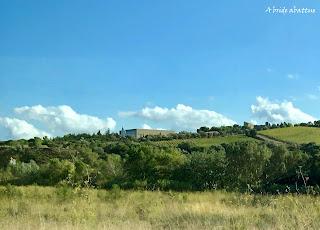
0, 133, 320, 194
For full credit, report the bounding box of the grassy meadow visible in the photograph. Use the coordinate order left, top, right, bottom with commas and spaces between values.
0, 185, 320, 230
259, 127, 320, 144
154, 135, 257, 147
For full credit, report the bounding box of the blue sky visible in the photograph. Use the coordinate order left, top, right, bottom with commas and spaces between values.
1, 0, 320, 139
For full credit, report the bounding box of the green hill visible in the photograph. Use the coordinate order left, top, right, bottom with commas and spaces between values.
259, 126, 320, 144
154, 135, 257, 147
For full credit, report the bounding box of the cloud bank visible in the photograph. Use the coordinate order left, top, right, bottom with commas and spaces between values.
120, 104, 236, 131
0, 105, 116, 140
142, 124, 152, 129
141, 123, 166, 130
0, 117, 50, 140
251, 96, 316, 124
2, 98, 316, 140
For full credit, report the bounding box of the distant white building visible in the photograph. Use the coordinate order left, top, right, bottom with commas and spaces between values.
244, 122, 255, 129
119, 128, 175, 138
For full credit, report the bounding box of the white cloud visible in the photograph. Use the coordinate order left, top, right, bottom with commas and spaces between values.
141, 123, 166, 130
287, 73, 299, 80
120, 104, 236, 131
142, 124, 152, 129
0, 117, 50, 140
249, 120, 258, 125
14, 105, 116, 135
251, 96, 316, 124
0, 105, 116, 140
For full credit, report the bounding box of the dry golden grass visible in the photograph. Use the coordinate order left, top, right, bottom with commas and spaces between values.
0, 186, 320, 229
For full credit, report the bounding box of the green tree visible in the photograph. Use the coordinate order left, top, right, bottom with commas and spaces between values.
40, 159, 75, 185
124, 144, 187, 188
95, 154, 124, 187
183, 150, 226, 190
264, 144, 289, 183
223, 141, 272, 190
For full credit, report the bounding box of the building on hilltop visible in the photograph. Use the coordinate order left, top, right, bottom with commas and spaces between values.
244, 122, 255, 129
243, 122, 267, 131
120, 127, 126, 137
119, 128, 175, 138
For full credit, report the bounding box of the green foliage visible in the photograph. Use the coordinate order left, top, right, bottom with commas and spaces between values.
73, 159, 91, 186
264, 145, 289, 183
223, 141, 271, 190
246, 129, 257, 137
8, 160, 40, 177
5, 160, 40, 185
28, 137, 43, 148
0, 132, 319, 193
104, 142, 130, 157
40, 159, 75, 185
95, 154, 124, 187
124, 145, 187, 187
177, 141, 196, 153
197, 124, 246, 135
182, 148, 226, 190
301, 143, 320, 184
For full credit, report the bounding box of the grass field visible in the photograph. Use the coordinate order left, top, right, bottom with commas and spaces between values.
0, 186, 319, 230
154, 135, 256, 147
259, 127, 320, 144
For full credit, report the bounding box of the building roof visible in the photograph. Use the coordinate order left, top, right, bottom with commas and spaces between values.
124, 128, 174, 132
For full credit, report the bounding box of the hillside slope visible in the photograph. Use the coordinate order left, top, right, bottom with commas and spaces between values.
154, 135, 257, 147
259, 127, 320, 144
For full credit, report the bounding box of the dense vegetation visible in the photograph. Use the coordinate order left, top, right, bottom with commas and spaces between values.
197, 124, 247, 135
1, 131, 320, 194
1, 185, 319, 229
259, 126, 320, 144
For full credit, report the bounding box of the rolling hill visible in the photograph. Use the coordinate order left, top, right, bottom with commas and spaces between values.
154, 135, 257, 147
259, 126, 320, 144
